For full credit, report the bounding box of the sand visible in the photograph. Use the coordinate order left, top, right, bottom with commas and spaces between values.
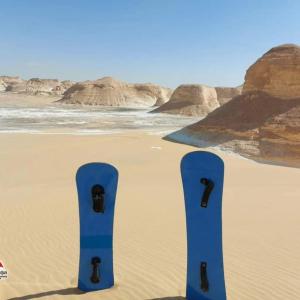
0, 92, 60, 108
0, 132, 299, 300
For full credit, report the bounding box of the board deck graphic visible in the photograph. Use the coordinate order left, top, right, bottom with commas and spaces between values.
76, 163, 118, 292
181, 151, 226, 300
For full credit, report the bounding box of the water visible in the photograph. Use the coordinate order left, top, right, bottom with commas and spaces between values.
0, 105, 200, 135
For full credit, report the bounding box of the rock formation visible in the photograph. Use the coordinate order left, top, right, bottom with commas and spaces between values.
243, 44, 300, 99
215, 85, 242, 105
0, 79, 6, 92
25, 78, 75, 96
259, 105, 300, 164
167, 44, 300, 167
0, 76, 27, 93
151, 84, 219, 116
0, 76, 75, 95
60, 77, 171, 107
130, 83, 172, 106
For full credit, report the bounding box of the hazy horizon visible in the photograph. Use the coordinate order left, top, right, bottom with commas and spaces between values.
1, 0, 299, 88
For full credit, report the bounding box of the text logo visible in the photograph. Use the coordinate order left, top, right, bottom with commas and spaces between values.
0, 261, 8, 280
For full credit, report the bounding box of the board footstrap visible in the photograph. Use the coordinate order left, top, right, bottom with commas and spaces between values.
90, 257, 101, 283
200, 178, 214, 208
92, 185, 105, 213
200, 262, 209, 292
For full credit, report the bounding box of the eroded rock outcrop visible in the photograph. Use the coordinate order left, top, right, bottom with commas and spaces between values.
151, 84, 219, 116
215, 85, 242, 105
0, 76, 27, 92
0, 79, 6, 92
167, 44, 300, 167
60, 77, 171, 107
243, 44, 300, 99
259, 105, 300, 164
0, 76, 75, 95
25, 78, 75, 96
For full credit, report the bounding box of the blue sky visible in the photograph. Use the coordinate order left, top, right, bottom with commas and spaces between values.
0, 0, 299, 88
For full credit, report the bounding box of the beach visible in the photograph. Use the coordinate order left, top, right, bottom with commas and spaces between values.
1, 132, 299, 300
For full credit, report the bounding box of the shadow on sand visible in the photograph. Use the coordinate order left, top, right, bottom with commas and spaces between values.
148, 298, 185, 300
8, 289, 186, 300
7, 287, 84, 300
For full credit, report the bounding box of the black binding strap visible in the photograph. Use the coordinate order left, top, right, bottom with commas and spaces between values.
91, 185, 105, 213
90, 257, 101, 283
200, 262, 209, 292
200, 178, 214, 208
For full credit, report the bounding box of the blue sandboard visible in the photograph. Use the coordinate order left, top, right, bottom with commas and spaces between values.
181, 151, 226, 300
76, 163, 118, 292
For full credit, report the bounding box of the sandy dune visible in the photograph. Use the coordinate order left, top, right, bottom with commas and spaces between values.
0, 133, 299, 300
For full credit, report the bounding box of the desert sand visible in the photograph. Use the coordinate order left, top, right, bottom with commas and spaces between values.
0, 92, 60, 108
0, 132, 299, 300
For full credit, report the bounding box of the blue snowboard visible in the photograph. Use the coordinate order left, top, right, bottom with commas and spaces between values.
76, 163, 118, 292
181, 151, 226, 300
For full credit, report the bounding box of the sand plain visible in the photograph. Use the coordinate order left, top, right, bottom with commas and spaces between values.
0, 132, 299, 300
